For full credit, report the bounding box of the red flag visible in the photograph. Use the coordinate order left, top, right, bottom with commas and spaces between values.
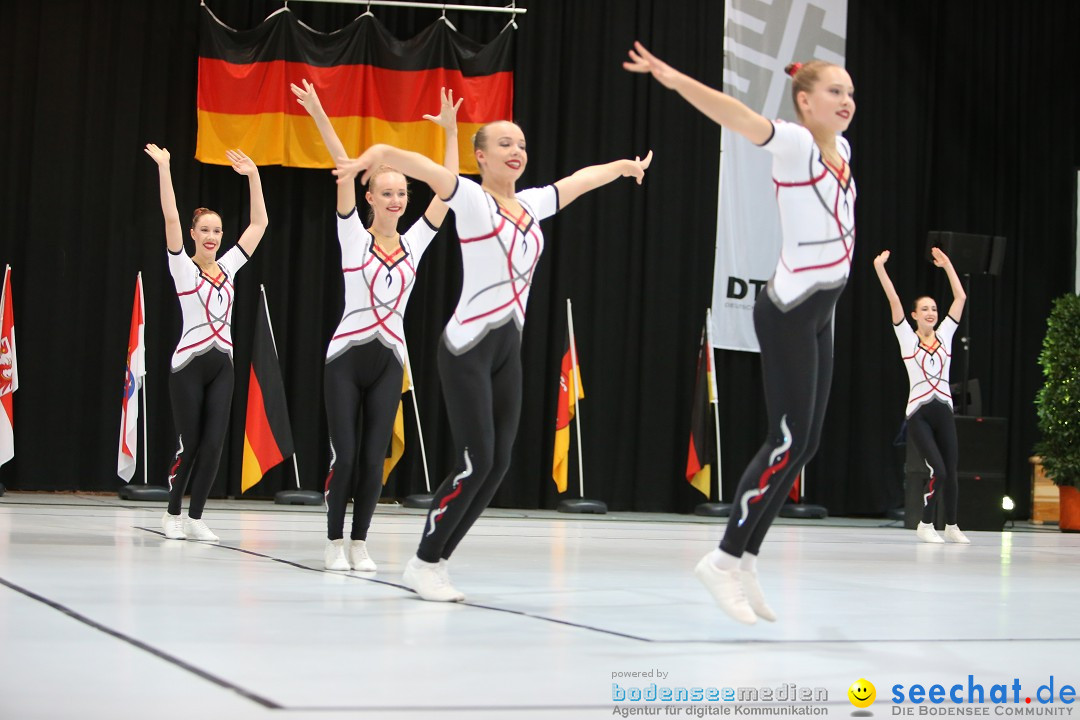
117, 274, 146, 481
241, 289, 295, 492
0, 266, 17, 467
789, 471, 801, 503
552, 332, 584, 493
686, 328, 713, 497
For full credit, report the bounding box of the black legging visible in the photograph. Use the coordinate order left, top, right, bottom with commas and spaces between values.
906, 399, 959, 525
323, 340, 403, 541
417, 321, 522, 563
167, 349, 233, 520
720, 285, 844, 558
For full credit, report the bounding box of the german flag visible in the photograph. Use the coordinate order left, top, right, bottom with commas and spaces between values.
197, 6, 513, 174
686, 327, 715, 497
241, 288, 295, 493
552, 332, 584, 493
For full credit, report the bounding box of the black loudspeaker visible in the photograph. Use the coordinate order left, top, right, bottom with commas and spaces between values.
904, 415, 1008, 530
926, 231, 1006, 276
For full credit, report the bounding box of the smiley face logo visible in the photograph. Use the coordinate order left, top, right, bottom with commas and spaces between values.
848, 678, 876, 709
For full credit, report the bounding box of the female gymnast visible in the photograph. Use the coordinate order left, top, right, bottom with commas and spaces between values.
145, 144, 268, 542
626, 44, 855, 624
335, 123, 651, 601
874, 247, 969, 545
290, 80, 461, 572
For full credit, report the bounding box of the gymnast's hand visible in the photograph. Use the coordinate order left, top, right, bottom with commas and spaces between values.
873, 250, 891, 268
624, 150, 654, 184
423, 87, 463, 134
226, 149, 258, 176
144, 143, 171, 167
930, 247, 952, 268
623, 42, 681, 89
290, 79, 325, 117
334, 144, 388, 185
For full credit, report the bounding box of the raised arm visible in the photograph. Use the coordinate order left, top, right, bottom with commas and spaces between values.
553, 151, 653, 209
872, 251, 905, 325
420, 87, 463, 227
291, 79, 354, 215
335, 144, 457, 202
144, 144, 184, 254
931, 247, 967, 321
228, 149, 269, 257
623, 42, 773, 146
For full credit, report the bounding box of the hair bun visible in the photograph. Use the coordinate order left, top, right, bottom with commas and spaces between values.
785, 62, 803, 77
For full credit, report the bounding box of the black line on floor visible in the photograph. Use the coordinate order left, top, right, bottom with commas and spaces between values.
0, 575, 281, 709
134, 528, 1080, 647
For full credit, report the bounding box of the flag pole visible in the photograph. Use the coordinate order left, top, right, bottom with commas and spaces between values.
139, 273, 149, 487
261, 285, 320, 505
0, 267, 7, 497
567, 299, 585, 498
694, 310, 732, 517
403, 342, 436, 509
557, 298, 606, 514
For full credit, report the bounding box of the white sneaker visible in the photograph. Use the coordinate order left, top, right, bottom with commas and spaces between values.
324, 539, 350, 571
347, 540, 377, 572
916, 522, 944, 544
182, 516, 219, 542
402, 556, 463, 602
437, 559, 466, 602
943, 524, 971, 544
161, 512, 186, 540
740, 570, 777, 622
693, 554, 757, 625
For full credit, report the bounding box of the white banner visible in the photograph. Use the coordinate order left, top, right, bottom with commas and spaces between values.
712, 0, 848, 351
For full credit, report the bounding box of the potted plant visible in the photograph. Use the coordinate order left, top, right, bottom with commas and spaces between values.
1035, 293, 1080, 531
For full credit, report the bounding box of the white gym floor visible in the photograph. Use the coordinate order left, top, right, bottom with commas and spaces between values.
0, 492, 1076, 719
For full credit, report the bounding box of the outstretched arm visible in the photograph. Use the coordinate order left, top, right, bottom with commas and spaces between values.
229, 149, 269, 256
873, 251, 905, 325
931, 247, 967, 321
553, 151, 653, 210
291, 79, 354, 215
623, 42, 773, 146
421, 87, 463, 227
144, 144, 184, 254
335, 144, 457, 201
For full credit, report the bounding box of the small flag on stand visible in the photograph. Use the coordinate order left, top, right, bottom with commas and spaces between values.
117, 274, 146, 481
0, 266, 17, 467
685, 326, 715, 497
553, 330, 584, 493
241, 288, 296, 493
382, 361, 412, 484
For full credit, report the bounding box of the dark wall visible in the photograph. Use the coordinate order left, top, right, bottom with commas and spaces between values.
0, 0, 1076, 520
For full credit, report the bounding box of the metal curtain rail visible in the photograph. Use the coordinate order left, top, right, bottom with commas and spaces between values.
284, 0, 525, 15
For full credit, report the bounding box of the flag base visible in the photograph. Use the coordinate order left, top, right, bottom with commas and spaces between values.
778, 503, 828, 519
403, 493, 434, 509
118, 484, 170, 502
886, 506, 905, 522
557, 498, 607, 514
274, 489, 323, 506
0, 482, 5, 497
694, 502, 731, 517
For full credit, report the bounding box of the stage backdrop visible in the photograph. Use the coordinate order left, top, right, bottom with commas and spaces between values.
0, 1, 1077, 521
712, 0, 848, 352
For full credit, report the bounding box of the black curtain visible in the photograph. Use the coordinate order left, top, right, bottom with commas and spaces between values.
0, 0, 1076, 521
